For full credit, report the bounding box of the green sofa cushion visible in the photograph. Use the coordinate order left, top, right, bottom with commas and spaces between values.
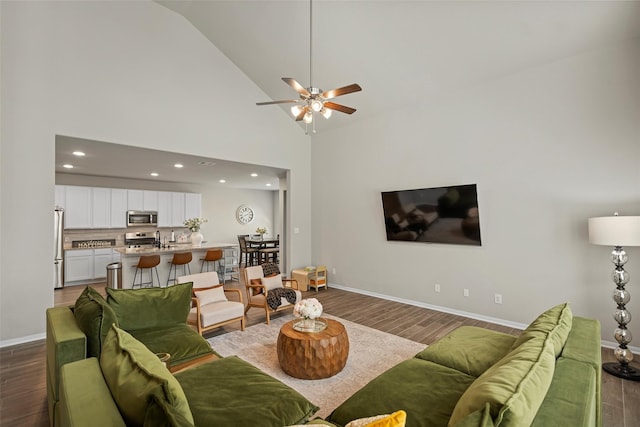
106, 283, 193, 330
129, 324, 213, 366
100, 325, 194, 427
510, 303, 572, 357
453, 403, 495, 427
58, 358, 127, 427
531, 357, 597, 427
175, 356, 318, 427
327, 358, 475, 427
448, 334, 556, 427
415, 326, 517, 378
74, 286, 119, 358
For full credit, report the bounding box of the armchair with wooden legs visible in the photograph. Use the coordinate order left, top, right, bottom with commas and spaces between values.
178, 272, 245, 335
243, 265, 301, 324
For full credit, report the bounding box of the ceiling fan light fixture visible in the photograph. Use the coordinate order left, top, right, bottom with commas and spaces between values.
310, 99, 323, 112
320, 107, 332, 119
303, 110, 313, 124
291, 105, 303, 116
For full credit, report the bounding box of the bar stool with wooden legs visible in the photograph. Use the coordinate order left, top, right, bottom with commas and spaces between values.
132, 255, 161, 289
200, 249, 225, 283
167, 252, 192, 286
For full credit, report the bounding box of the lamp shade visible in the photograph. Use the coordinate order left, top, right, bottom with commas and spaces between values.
588, 216, 640, 246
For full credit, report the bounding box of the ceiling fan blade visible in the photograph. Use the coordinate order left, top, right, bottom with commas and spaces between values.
324, 101, 357, 114
322, 83, 362, 100
295, 106, 308, 121
282, 78, 310, 97
256, 99, 299, 106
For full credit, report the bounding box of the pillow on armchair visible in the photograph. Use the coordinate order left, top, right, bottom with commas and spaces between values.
194, 286, 227, 306
261, 274, 284, 291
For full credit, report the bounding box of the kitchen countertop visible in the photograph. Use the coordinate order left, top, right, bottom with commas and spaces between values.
115, 242, 237, 256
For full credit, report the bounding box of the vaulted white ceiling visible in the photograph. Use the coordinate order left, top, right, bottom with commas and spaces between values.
158, 0, 640, 133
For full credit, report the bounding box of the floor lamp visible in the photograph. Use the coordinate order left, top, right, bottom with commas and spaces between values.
588, 214, 640, 381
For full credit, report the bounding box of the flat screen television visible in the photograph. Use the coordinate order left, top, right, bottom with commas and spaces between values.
381, 184, 481, 246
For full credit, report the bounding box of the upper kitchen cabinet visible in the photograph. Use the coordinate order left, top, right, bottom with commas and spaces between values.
143, 191, 158, 211
92, 187, 111, 228
127, 189, 159, 211
157, 191, 172, 227
65, 186, 92, 228
110, 189, 127, 228
55, 185, 66, 208
185, 193, 202, 220
171, 192, 186, 227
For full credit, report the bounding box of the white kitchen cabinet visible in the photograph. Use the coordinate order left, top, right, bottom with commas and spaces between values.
143, 190, 158, 211
65, 249, 93, 282
93, 248, 113, 279
110, 189, 127, 228
127, 190, 143, 211
185, 193, 202, 220
55, 185, 66, 208
157, 191, 173, 227
92, 187, 111, 228
65, 186, 92, 228
171, 192, 186, 227
112, 249, 121, 263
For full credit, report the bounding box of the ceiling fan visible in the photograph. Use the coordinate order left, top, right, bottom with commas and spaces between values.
256, 0, 362, 131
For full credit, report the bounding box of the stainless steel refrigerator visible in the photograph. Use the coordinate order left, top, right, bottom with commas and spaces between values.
54, 207, 65, 289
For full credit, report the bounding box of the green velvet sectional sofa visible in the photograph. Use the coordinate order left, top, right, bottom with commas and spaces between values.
323, 303, 602, 427
48, 286, 601, 427
46, 284, 317, 427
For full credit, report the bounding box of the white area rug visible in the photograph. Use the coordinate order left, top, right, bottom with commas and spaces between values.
207, 314, 426, 419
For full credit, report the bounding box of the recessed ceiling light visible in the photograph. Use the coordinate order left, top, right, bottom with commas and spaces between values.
198, 161, 216, 166
150, 172, 159, 177
266, 183, 272, 187
174, 163, 184, 168
72, 151, 85, 157
63, 164, 74, 169
251, 173, 258, 177
219, 179, 226, 183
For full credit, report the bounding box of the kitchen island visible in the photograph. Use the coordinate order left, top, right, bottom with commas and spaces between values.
115, 242, 237, 289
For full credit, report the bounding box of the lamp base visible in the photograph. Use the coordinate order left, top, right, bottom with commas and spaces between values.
603, 362, 640, 381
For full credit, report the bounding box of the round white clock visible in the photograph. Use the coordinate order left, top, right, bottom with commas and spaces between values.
236, 205, 254, 224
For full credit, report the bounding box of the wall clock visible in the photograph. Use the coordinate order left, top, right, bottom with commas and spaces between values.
236, 205, 254, 224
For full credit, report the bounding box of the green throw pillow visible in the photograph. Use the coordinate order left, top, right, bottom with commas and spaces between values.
448, 335, 556, 427
100, 325, 194, 427
74, 286, 119, 358
106, 283, 193, 331
510, 303, 573, 357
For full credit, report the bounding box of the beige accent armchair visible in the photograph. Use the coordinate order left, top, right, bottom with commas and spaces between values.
178, 272, 245, 335
243, 266, 302, 324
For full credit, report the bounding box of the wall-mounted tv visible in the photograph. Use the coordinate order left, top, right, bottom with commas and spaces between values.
381, 184, 481, 246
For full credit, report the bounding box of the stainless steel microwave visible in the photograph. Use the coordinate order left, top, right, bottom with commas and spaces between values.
127, 210, 158, 227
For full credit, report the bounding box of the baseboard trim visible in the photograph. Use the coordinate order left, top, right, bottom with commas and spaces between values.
327, 282, 640, 353
328, 283, 527, 330
0, 332, 45, 349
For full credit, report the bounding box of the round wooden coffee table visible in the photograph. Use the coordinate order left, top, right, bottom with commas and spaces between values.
277, 318, 349, 379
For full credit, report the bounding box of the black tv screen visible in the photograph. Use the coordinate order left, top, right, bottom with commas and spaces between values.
381, 184, 481, 246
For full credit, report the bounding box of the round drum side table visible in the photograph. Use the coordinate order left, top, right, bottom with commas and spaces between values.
277, 318, 349, 380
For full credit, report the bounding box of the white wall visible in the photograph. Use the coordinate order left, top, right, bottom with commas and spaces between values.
0, 1, 311, 345
311, 40, 640, 345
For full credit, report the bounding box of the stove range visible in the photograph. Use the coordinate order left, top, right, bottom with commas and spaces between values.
124, 231, 157, 248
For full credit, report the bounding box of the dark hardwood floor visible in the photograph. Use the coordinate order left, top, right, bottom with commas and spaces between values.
1, 281, 638, 426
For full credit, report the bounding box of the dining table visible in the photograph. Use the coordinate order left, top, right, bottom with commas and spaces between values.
246, 237, 280, 264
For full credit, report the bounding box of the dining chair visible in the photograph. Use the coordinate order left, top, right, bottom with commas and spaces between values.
237, 235, 258, 267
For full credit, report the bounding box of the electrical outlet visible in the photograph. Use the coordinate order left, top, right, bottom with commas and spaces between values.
495, 294, 503, 304
332, 267, 336, 275
435, 284, 441, 293
463, 288, 469, 297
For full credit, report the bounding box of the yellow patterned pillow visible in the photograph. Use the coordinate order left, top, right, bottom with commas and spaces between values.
345, 410, 407, 427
